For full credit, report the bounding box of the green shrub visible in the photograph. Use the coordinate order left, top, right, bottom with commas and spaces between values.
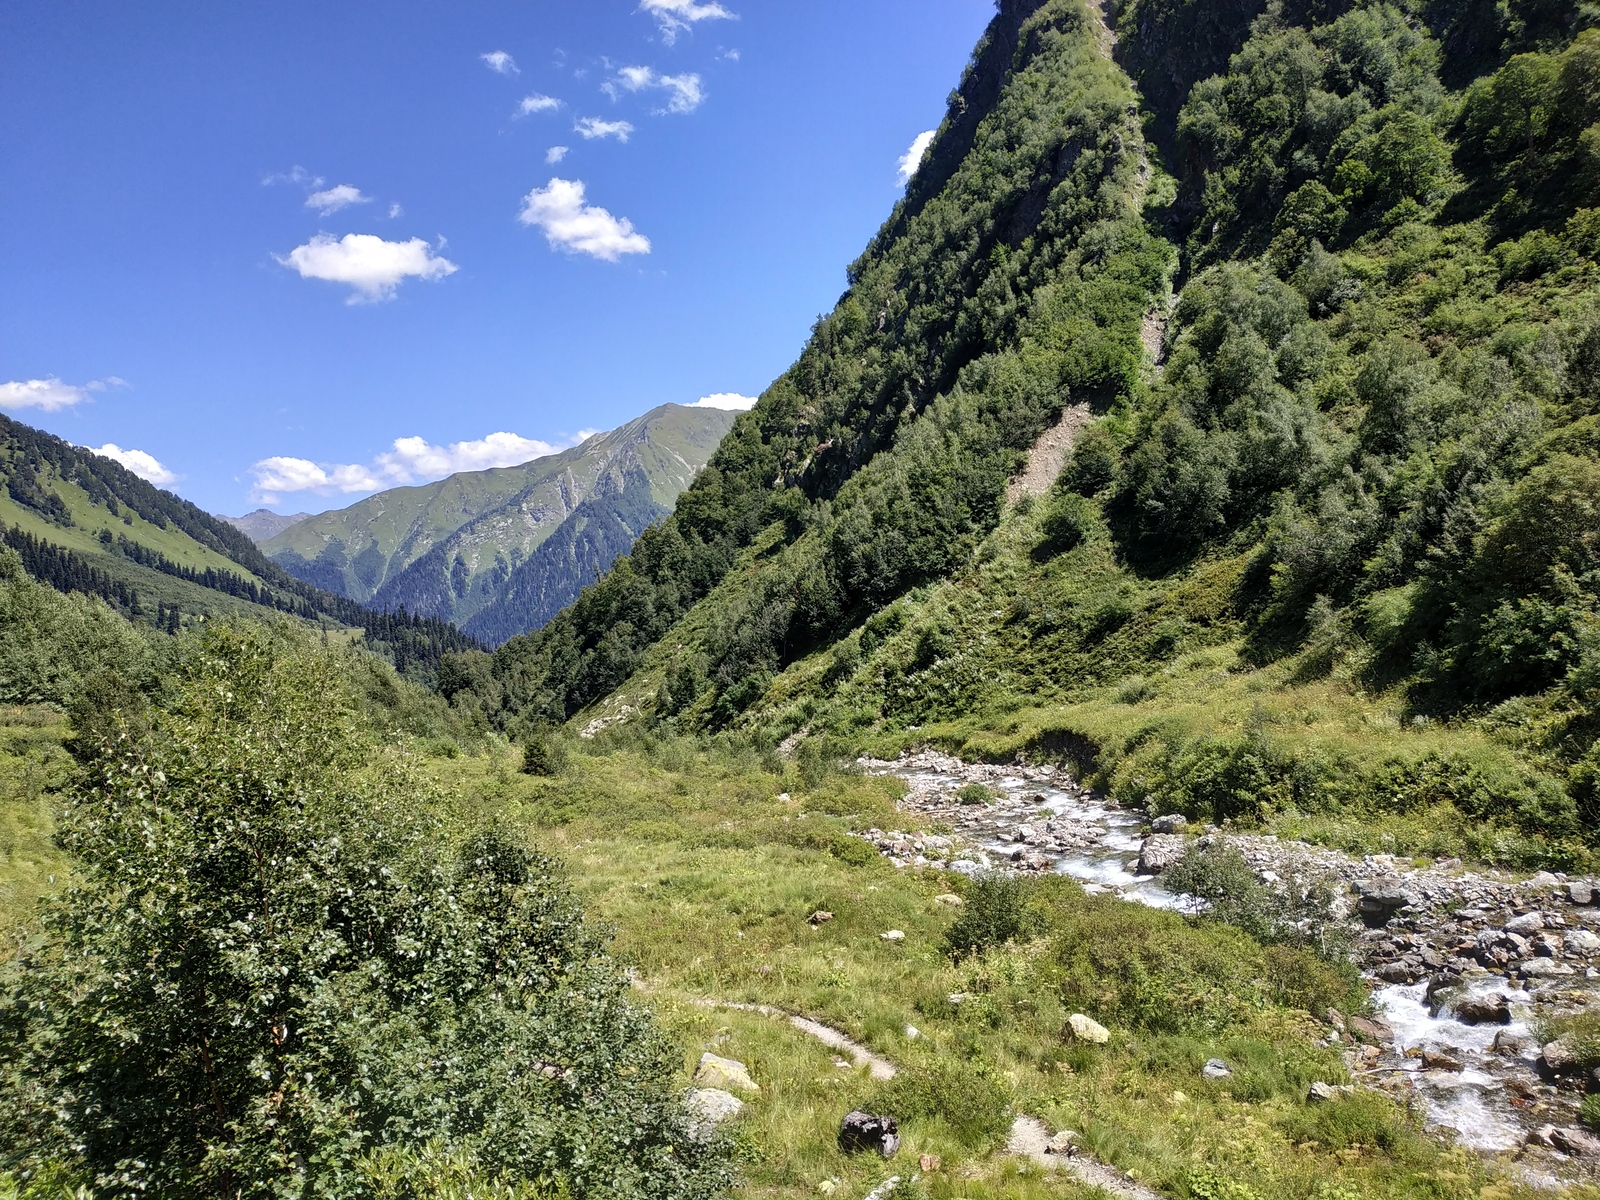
942, 873, 1045, 959
1038, 490, 1095, 554
1580, 1093, 1600, 1131
1163, 841, 1351, 962
521, 729, 568, 776
862, 1059, 1012, 1151
956, 782, 993, 805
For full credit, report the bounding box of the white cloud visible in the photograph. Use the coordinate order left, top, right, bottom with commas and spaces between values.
897, 130, 936, 184
640, 0, 736, 44
88, 443, 177, 486
608, 66, 705, 114
250, 430, 581, 501
388, 202, 403, 218
517, 93, 561, 116
481, 50, 518, 75
263, 165, 322, 188
574, 116, 634, 141
517, 178, 651, 261
0, 377, 90, 411
546, 145, 569, 164
689, 392, 757, 410
276, 233, 458, 303
305, 184, 372, 214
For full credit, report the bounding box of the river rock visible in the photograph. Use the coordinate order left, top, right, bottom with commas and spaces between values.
1553, 1126, 1600, 1157
1045, 1130, 1078, 1155
1540, 1038, 1583, 1076
1567, 929, 1600, 953
1494, 1030, 1532, 1055
838, 1110, 899, 1157
695, 1052, 759, 1093
1347, 1015, 1394, 1046
1455, 995, 1512, 1025
1137, 834, 1186, 874
1308, 1081, 1354, 1103
1570, 882, 1595, 905
1202, 1058, 1232, 1079
1520, 958, 1575, 978
1151, 814, 1188, 834
686, 1088, 745, 1137
1067, 1013, 1111, 1044
1355, 877, 1410, 925
809, 910, 834, 925
1505, 912, 1546, 936
1422, 1050, 1464, 1071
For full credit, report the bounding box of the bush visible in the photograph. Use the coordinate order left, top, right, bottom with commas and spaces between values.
956, 782, 993, 805
1279, 1089, 1420, 1155
1163, 841, 1351, 962
1580, 1093, 1600, 1131
942, 872, 1045, 959
862, 1059, 1012, 1151
1038, 490, 1096, 554
0, 625, 731, 1200
521, 728, 569, 776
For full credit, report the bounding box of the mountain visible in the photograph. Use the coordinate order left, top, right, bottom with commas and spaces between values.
0, 413, 479, 675
446, 0, 1600, 853
219, 508, 312, 542
261, 403, 736, 642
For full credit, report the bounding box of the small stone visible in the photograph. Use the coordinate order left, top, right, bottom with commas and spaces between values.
904, 1025, 920, 1040
918, 1154, 942, 1172
1493, 1030, 1531, 1056
1422, 1050, 1464, 1071
1151, 813, 1188, 834
1325, 1007, 1347, 1032
880, 929, 906, 942
1014, 824, 1037, 842
1553, 1126, 1600, 1157
686, 1088, 745, 1137
1067, 1013, 1111, 1044
934, 893, 963, 907
1202, 1058, 1232, 1079
1347, 1016, 1394, 1046
694, 1052, 759, 1093
1505, 912, 1546, 936
818, 1183, 837, 1197
1454, 995, 1511, 1025
1528, 1125, 1558, 1149
1521, 958, 1575, 978
838, 1110, 900, 1157
1308, 1081, 1354, 1103
809, 910, 835, 925
1045, 1130, 1078, 1155
947, 992, 970, 1005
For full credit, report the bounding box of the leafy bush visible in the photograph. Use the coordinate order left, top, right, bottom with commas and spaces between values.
1038, 490, 1095, 554
521, 728, 569, 776
941, 872, 1045, 958
956, 782, 993, 805
0, 625, 731, 1200
861, 1059, 1012, 1151
1163, 841, 1351, 962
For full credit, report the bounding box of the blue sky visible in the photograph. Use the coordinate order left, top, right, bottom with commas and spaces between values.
0, 0, 994, 516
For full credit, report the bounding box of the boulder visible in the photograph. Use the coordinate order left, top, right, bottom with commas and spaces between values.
1347, 1015, 1394, 1046
1045, 1130, 1079, 1155
809, 910, 835, 925
1067, 1013, 1111, 1044
838, 1110, 900, 1157
694, 1052, 759, 1093
1136, 834, 1186, 875
880, 929, 906, 942
686, 1088, 745, 1138
1151, 814, 1188, 834
1454, 995, 1511, 1025
918, 1154, 942, 1172
1202, 1058, 1232, 1079
934, 893, 964, 908
1355, 877, 1411, 926
1493, 1030, 1532, 1056
1569, 882, 1595, 906
1505, 912, 1546, 936
1567, 929, 1600, 953
1520, 958, 1575, 978
1308, 1081, 1354, 1103
1422, 1050, 1464, 1071
1553, 1126, 1600, 1157
1540, 1037, 1583, 1077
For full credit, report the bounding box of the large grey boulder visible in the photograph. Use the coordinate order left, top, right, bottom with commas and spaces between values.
1454, 994, 1511, 1025
1136, 834, 1186, 875
686, 1088, 745, 1139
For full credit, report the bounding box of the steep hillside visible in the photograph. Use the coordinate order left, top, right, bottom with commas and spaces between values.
262, 403, 735, 640
442, 0, 1600, 863
220, 508, 311, 542
0, 414, 479, 676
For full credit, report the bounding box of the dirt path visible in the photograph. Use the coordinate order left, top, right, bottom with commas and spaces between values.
691, 999, 897, 1080
1007, 403, 1089, 504
1008, 1116, 1164, 1200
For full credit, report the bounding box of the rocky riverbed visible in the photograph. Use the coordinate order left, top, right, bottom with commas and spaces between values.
857, 749, 1600, 1185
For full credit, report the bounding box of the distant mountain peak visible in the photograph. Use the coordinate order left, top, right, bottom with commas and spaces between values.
219, 509, 313, 544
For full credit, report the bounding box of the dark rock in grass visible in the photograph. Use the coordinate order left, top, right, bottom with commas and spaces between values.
1455, 995, 1512, 1025
838, 1110, 900, 1157
1202, 1058, 1232, 1079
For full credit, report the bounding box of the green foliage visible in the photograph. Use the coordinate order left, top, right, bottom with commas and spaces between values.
941, 873, 1046, 959
0, 625, 731, 1200
1163, 841, 1352, 962
955, 782, 993, 805
861, 1059, 1012, 1151
521, 728, 569, 776
1278, 1089, 1422, 1154
1580, 1092, 1600, 1131
1037, 490, 1096, 555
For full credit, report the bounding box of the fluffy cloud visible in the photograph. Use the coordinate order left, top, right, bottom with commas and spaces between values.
518, 178, 650, 261
574, 116, 634, 141
481, 50, 518, 75
87, 443, 177, 486
276, 233, 458, 303
0, 377, 91, 411
608, 66, 705, 114
250, 430, 579, 502
517, 93, 561, 116
640, 0, 735, 43
689, 392, 757, 410
305, 184, 372, 214
263, 165, 321, 188
897, 130, 936, 184
546, 145, 569, 164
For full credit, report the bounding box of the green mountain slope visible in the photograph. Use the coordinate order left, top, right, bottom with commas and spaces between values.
0, 413, 479, 675
440, 0, 1600, 861
261, 403, 735, 640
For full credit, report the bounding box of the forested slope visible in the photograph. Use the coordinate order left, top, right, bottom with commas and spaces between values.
445, 0, 1600, 862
